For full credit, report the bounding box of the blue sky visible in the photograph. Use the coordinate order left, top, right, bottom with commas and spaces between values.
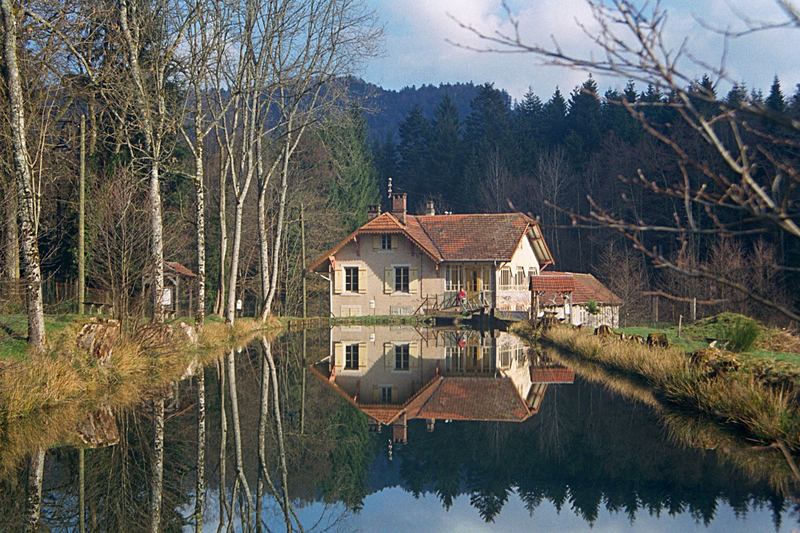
362, 0, 800, 101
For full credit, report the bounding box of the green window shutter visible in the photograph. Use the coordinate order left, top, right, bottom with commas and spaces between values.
409, 268, 419, 294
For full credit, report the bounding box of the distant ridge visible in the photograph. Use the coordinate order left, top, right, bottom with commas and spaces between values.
343, 77, 509, 142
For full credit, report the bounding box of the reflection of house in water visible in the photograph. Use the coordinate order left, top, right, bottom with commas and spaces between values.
310, 326, 574, 443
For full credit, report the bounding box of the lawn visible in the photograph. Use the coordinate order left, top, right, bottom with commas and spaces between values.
0, 314, 85, 360
618, 312, 800, 366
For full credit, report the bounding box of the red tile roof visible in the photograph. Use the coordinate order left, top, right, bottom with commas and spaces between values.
411, 377, 533, 422
309, 211, 554, 271
531, 274, 575, 293
533, 272, 622, 305
166, 261, 196, 278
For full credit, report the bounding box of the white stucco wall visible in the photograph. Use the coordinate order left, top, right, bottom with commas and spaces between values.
541, 303, 620, 328
495, 234, 542, 313
329, 233, 444, 317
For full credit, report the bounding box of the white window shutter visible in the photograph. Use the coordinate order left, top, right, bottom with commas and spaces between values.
358, 342, 368, 368
384, 342, 393, 369
410, 341, 419, 368
384, 267, 393, 294
334, 342, 344, 369
334, 268, 343, 294
358, 267, 368, 294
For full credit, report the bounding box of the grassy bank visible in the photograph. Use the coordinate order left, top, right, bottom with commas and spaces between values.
618, 313, 800, 365
517, 322, 800, 453
0, 314, 86, 361
0, 316, 280, 474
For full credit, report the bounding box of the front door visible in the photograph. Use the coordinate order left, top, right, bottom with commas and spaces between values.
466, 266, 482, 299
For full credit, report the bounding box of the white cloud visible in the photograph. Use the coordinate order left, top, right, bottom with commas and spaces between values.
363, 0, 800, 100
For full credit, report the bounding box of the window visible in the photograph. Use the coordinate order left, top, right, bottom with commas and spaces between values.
445, 265, 463, 291
394, 266, 410, 292
394, 343, 410, 370
345, 344, 359, 370
499, 267, 513, 290
515, 267, 526, 289
381, 234, 393, 250
344, 266, 359, 293
381, 386, 393, 403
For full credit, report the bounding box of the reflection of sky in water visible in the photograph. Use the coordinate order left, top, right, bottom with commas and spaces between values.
212, 488, 794, 533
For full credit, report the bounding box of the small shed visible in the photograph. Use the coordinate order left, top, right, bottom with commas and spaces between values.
531, 272, 621, 328
163, 261, 197, 318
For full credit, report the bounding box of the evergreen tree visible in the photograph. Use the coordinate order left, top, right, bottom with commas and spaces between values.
542, 87, 568, 144
725, 82, 748, 107
427, 95, 464, 211
373, 133, 398, 186
323, 110, 380, 231
463, 83, 513, 210
567, 77, 602, 157
512, 87, 545, 174
765, 76, 786, 113
397, 105, 432, 203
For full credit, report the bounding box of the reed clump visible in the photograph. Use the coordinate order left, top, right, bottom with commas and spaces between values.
0, 316, 280, 474
535, 324, 800, 450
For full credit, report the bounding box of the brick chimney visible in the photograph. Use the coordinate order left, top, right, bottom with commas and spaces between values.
391, 192, 407, 224
367, 204, 381, 221
425, 199, 435, 216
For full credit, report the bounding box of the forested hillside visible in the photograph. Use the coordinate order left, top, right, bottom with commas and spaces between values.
361, 77, 800, 324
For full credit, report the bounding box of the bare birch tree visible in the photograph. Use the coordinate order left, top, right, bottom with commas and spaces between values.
117, 0, 195, 324
258, 0, 381, 320
0, 0, 46, 349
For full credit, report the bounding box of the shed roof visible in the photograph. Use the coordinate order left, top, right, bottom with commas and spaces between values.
533, 272, 622, 306
165, 261, 196, 278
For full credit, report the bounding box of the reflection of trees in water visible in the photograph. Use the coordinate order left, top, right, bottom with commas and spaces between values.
6, 329, 798, 530
393, 380, 795, 527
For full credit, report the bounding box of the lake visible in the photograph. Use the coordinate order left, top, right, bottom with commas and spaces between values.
1, 325, 797, 532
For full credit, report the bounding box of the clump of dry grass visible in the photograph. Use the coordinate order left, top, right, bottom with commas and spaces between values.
0, 316, 281, 475
534, 324, 800, 451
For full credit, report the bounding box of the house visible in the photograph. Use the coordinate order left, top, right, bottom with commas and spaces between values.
308, 193, 555, 318
309, 325, 575, 443
530, 271, 622, 328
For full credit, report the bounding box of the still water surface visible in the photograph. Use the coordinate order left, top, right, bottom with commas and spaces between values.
1, 325, 797, 532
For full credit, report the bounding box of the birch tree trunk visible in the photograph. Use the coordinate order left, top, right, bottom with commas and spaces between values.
214, 135, 227, 318
217, 359, 230, 533
1, 0, 46, 350
150, 397, 165, 533
195, 368, 206, 533
24, 448, 46, 533
118, 0, 165, 324
265, 342, 291, 531
256, 340, 270, 533
194, 108, 206, 325
225, 349, 253, 527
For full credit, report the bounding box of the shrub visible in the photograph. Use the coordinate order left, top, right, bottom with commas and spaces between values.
586, 300, 600, 315
721, 317, 760, 353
